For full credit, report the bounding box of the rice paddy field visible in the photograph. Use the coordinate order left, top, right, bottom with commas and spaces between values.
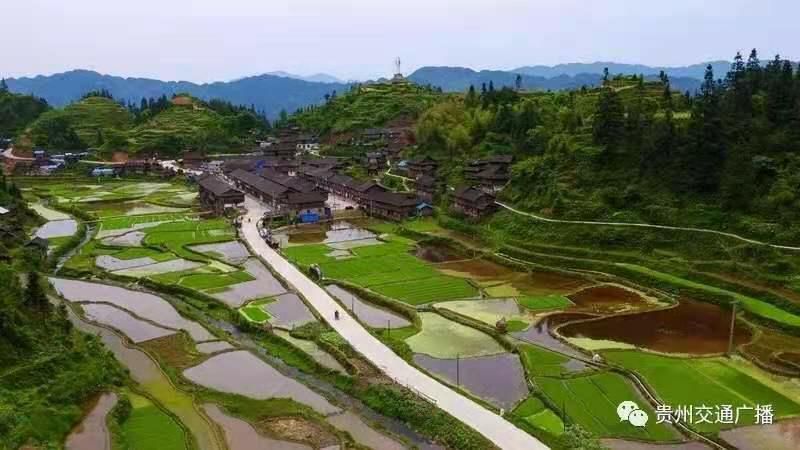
122, 393, 187, 450
535, 372, 680, 441
406, 312, 506, 358
604, 351, 800, 433
283, 226, 478, 305
512, 397, 565, 436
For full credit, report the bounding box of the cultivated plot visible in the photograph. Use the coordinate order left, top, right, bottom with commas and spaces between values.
183, 351, 340, 415
406, 312, 506, 358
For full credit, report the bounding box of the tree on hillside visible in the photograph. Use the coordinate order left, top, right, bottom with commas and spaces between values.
681, 65, 725, 193
24, 271, 51, 322
592, 88, 625, 155
0, 79, 8, 93
30, 112, 84, 150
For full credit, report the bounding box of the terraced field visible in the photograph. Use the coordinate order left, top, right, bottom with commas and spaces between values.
283, 233, 477, 305
605, 351, 800, 432
535, 372, 679, 441
122, 393, 187, 450
513, 397, 564, 436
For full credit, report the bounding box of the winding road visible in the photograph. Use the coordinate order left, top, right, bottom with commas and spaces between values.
240, 197, 547, 450
496, 202, 800, 252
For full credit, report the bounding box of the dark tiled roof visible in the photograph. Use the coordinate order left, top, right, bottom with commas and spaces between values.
408, 156, 437, 166
198, 175, 241, 196
354, 181, 386, 193
367, 191, 420, 207
261, 169, 317, 193
476, 164, 509, 180
286, 192, 327, 204
230, 169, 288, 197
453, 186, 494, 203
415, 174, 436, 187
328, 174, 356, 187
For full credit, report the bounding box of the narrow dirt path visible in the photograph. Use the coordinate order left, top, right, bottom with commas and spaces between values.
496, 202, 800, 251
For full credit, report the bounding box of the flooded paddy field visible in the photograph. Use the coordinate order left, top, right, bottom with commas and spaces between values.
35, 219, 78, 239
67, 309, 222, 450
263, 293, 316, 329
280, 220, 378, 247
113, 258, 203, 277
274, 330, 347, 374
414, 243, 469, 263
190, 241, 250, 265
326, 411, 406, 450
203, 404, 311, 450
567, 284, 657, 314
406, 312, 506, 358
82, 303, 177, 343
65, 392, 118, 450
719, 418, 800, 450
741, 327, 800, 376
435, 258, 517, 283
183, 351, 340, 415
326, 284, 411, 328
196, 341, 235, 354
101, 230, 147, 247
51, 277, 215, 342
486, 270, 592, 298
559, 299, 752, 354
414, 353, 528, 410
436, 298, 526, 327
512, 313, 594, 359
210, 259, 287, 308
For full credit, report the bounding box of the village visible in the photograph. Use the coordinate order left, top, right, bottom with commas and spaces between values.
1, 124, 512, 230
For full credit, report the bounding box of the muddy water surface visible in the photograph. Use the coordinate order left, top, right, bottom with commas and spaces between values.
436, 258, 516, 280
327, 412, 407, 450
512, 313, 593, 358
414, 244, 466, 263
568, 284, 652, 314
65, 393, 118, 450
559, 299, 752, 354
203, 404, 311, 450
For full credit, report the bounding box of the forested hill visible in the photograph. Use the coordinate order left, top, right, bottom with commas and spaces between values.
5, 70, 349, 119
511, 61, 731, 80
408, 67, 703, 93
414, 50, 800, 245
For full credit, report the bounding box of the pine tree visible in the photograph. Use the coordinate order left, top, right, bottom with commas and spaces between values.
465, 85, 478, 108
592, 88, 626, 154
0, 78, 8, 93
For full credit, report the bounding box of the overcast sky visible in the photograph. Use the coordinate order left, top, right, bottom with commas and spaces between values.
4, 0, 797, 83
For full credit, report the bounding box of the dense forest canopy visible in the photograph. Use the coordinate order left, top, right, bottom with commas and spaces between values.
413, 50, 800, 242
0, 80, 49, 138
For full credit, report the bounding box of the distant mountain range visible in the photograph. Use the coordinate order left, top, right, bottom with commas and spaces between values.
407, 66, 705, 93
511, 61, 732, 80
5, 62, 731, 120
6, 70, 349, 118
265, 71, 346, 84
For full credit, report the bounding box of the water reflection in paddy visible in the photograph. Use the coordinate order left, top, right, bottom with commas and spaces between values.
511, 313, 593, 359
203, 404, 311, 450
65, 393, 118, 450
326, 285, 410, 328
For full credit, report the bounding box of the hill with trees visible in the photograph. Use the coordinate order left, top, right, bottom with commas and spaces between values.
413, 49, 800, 246
293, 81, 442, 134
0, 80, 49, 138
17, 93, 269, 155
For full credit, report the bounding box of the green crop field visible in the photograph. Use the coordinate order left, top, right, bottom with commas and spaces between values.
517, 294, 573, 311
114, 247, 176, 262
536, 372, 679, 440
519, 344, 574, 377
618, 263, 800, 327
513, 396, 565, 435
176, 271, 254, 290
605, 351, 800, 432
100, 213, 193, 231
240, 305, 271, 323
122, 394, 186, 450
284, 235, 478, 305
144, 220, 235, 258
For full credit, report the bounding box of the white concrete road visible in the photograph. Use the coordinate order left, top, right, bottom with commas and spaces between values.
241, 197, 547, 450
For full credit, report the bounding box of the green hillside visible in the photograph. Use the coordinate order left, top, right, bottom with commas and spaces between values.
129, 100, 234, 152
294, 81, 442, 134
0, 89, 49, 137
25, 96, 133, 149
